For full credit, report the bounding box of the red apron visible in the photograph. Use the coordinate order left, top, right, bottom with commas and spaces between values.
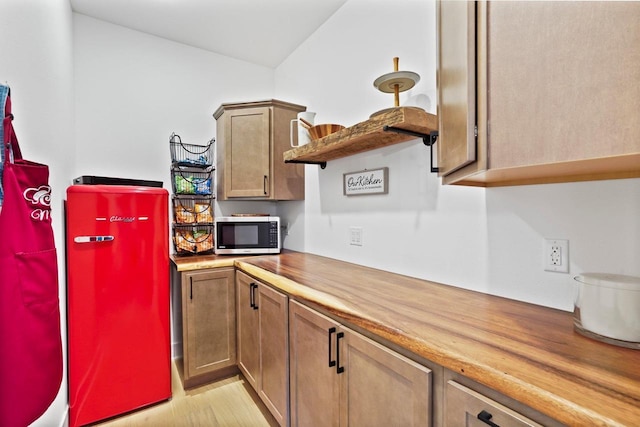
0, 93, 63, 426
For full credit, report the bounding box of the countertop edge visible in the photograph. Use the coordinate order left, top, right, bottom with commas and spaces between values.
171, 254, 246, 271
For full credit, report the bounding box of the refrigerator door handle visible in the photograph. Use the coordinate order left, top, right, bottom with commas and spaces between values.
74, 236, 115, 243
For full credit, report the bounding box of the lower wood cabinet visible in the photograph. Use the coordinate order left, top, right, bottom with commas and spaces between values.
173, 264, 569, 427
445, 381, 542, 427
289, 300, 341, 426
236, 271, 289, 427
181, 267, 237, 388
289, 300, 432, 427
443, 371, 564, 427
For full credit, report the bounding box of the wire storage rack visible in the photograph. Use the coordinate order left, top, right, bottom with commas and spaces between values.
170, 133, 214, 168
169, 133, 216, 255
171, 167, 214, 196
173, 224, 215, 255
172, 196, 215, 224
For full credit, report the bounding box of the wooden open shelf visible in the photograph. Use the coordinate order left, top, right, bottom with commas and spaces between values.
283, 107, 438, 167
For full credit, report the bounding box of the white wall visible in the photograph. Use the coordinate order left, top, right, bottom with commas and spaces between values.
275, 0, 640, 311
73, 14, 276, 192
0, 1, 74, 426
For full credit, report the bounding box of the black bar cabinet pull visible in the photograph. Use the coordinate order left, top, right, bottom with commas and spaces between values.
249, 283, 255, 308
328, 327, 336, 367
263, 175, 268, 195
251, 284, 259, 310
477, 410, 500, 427
336, 332, 345, 374
190, 277, 193, 300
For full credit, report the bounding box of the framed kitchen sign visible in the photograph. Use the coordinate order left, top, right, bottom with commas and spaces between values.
343, 167, 389, 196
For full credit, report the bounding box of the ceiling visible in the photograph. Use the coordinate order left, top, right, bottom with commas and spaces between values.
70, 0, 347, 68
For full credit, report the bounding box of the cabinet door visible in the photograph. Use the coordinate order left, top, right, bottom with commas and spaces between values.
340, 329, 432, 427
258, 284, 289, 427
439, 1, 640, 186
182, 268, 236, 380
289, 301, 341, 427
445, 381, 542, 427
436, 0, 478, 176
487, 2, 640, 171
236, 271, 260, 390
224, 106, 271, 198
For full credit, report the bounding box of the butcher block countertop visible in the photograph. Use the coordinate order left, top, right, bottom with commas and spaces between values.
171, 251, 640, 426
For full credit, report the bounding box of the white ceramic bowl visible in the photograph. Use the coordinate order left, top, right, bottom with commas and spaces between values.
574, 273, 640, 348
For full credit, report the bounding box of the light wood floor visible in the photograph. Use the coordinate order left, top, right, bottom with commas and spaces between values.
95, 361, 278, 426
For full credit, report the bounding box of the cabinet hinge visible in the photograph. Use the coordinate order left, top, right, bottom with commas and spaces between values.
474, 125, 478, 138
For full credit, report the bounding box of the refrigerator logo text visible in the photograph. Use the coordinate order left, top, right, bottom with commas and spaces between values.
110, 216, 136, 223
23, 185, 51, 221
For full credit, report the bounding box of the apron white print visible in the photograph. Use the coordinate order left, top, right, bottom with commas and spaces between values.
23, 185, 51, 221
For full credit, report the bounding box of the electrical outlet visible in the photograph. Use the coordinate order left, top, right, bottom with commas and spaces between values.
349, 226, 363, 246
544, 239, 569, 273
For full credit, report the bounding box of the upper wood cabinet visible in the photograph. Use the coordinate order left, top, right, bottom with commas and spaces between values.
214, 99, 306, 200
437, 1, 640, 186
437, 1, 477, 178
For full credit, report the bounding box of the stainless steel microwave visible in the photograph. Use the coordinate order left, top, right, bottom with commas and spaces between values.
214, 216, 280, 255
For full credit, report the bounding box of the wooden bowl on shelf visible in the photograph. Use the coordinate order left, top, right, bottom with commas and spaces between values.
308, 124, 345, 140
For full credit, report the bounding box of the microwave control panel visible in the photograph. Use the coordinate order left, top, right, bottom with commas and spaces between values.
269, 221, 279, 247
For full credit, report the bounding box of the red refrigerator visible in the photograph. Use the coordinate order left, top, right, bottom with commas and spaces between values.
66, 180, 171, 427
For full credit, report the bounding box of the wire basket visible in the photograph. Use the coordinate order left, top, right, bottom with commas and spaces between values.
172, 196, 214, 224
170, 133, 214, 168
173, 224, 215, 255
171, 168, 214, 196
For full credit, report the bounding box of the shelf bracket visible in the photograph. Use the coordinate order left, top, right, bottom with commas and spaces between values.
383, 126, 439, 173
285, 159, 327, 169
